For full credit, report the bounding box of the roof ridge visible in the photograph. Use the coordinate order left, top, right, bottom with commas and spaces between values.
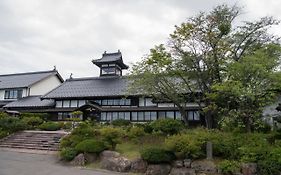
66, 75, 128, 81
0, 70, 56, 77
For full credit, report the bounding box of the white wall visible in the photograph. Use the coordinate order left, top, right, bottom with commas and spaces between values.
29, 75, 62, 96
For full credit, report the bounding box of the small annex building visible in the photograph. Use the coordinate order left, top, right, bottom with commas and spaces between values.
1, 70, 64, 114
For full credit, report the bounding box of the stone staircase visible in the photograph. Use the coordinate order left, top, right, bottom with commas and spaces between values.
0, 131, 67, 151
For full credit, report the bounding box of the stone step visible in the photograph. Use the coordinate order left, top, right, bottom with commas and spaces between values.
0, 131, 66, 151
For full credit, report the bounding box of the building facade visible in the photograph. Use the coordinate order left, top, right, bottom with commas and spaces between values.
40, 51, 204, 125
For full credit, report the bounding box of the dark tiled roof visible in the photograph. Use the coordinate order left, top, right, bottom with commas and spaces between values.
42, 76, 132, 99
0, 100, 13, 107
4, 96, 55, 108
0, 70, 63, 89
92, 51, 129, 69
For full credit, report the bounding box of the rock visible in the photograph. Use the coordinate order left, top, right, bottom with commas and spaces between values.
191, 160, 217, 174
100, 150, 120, 160
145, 164, 171, 175
101, 156, 131, 172
130, 158, 147, 173
172, 160, 184, 168
84, 153, 98, 163
241, 163, 257, 175
183, 159, 192, 168
169, 168, 196, 175
70, 153, 85, 166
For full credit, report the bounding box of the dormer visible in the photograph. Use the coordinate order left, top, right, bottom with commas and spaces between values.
92, 50, 129, 76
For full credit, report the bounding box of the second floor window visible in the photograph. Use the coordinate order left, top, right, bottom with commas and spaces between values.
4, 89, 23, 99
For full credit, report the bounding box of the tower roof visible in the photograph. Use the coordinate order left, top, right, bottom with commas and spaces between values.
92, 50, 129, 69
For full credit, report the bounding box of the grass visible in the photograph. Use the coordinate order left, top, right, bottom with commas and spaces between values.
116, 134, 166, 160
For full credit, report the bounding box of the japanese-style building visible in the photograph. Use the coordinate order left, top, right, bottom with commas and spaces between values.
3, 51, 203, 124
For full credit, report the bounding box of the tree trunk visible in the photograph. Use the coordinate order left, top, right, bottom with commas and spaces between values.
205, 111, 213, 129
245, 116, 252, 133
179, 108, 189, 127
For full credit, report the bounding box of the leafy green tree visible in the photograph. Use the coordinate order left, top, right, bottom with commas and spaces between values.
129, 4, 280, 129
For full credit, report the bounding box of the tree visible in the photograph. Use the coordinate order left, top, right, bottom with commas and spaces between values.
129, 4, 280, 129
209, 44, 281, 132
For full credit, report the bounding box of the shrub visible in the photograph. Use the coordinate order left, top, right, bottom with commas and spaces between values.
100, 127, 124, 150
20, 113, 49, 120
75, 139, 107, 154
0, 116, 27, 132
141, 147, 176, 163
60, 148, 78, 161
150, 119, 184, 135
111, 119, 131, 127
61, 122, 72, 130
165, 133, 205, 159
218, 160, 240, 175
0, 130, 8, 139
71, 123, 98, 138
135, 123, 153, 133
39, 122, 61, 131
21, 116, 43, 129
128, 126, 146, 140
257, 147, 281, 175
60, 135, 85, 148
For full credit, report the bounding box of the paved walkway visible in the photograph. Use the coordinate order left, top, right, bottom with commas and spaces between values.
0, 150, 120, 175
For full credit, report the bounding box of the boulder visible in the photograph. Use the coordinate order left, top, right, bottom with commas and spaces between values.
84, 153, 98, 163
191, 160, 217, 174
241, 163, 257, 175
70, 153, 85, 166
169, 168, 196, 175
172, 160, 184, 168
146, 164, 171, 175
130, 158, 148, 173
100, 150, 120, 160
183, 159, 192, 168
101, 156, 131, 172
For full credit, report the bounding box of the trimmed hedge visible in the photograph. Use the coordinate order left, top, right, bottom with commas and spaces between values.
111, 119, 131, 127
150, 118, 184, 135
39, 122, 61, 131
75, 139, 107, 154
141, 147, 176, 163
21, 116, 43, 129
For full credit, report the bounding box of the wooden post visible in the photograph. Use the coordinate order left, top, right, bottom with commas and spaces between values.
206, 141, 213, 160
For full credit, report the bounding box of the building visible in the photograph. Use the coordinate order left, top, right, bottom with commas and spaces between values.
40, 51, 203, 125
1, 70, 64, 113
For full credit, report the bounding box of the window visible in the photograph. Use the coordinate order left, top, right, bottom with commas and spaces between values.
106, 112, 112, 121
4, 89, 23, 99
112, 112, 118, 120
175, 111, 181, 120
144, 112, 150, 121
118, 112, 125, 119
139, 98, 145, 106
63, 100, 70, 108
107, 99, 114, 105
125, 99, 131, 106
132, 112, 138, 121
101, 112, 107, 121
56, 101, 63, 108
158, 111, 166, 119
78, 100, 86, 106
138, 112, 144, 121
151, 112, 157, 120
125, 112, 130, 120
70, 100, 78, 107
101, 67, 116, 75
188, 111, 200, 121
102, 100, 108, 105
145, 98, 156, 106
166, 111, 174, 119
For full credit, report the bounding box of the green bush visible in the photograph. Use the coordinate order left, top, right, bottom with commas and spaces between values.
218, 160, 240, 174
20, 113, 49, 120
71, 123, 98, 138
39, 122, 61, 131
75, 139, 107, 154
150, 119, 184, 135
60, 135, 85, 148
141, 147, 176, 163
165, 133, 205, 159
0, 116, 27, 133
128, 126, 146, 139
0, 130, 8, 139
61, 122, 72, 130
257, 147, 281, 175
111, 119, 131, 127
60, 148, 78, 161
21, 116, 43, 129
100, 127, 124, 150
135, 123, 153, 133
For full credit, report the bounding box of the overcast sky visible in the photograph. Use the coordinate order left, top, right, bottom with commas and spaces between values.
0, 0, 281, 79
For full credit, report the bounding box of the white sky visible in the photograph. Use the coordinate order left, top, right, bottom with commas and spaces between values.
0, 0, 281, 79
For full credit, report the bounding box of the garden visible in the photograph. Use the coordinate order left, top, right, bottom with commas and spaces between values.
58, 118, 281, 175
